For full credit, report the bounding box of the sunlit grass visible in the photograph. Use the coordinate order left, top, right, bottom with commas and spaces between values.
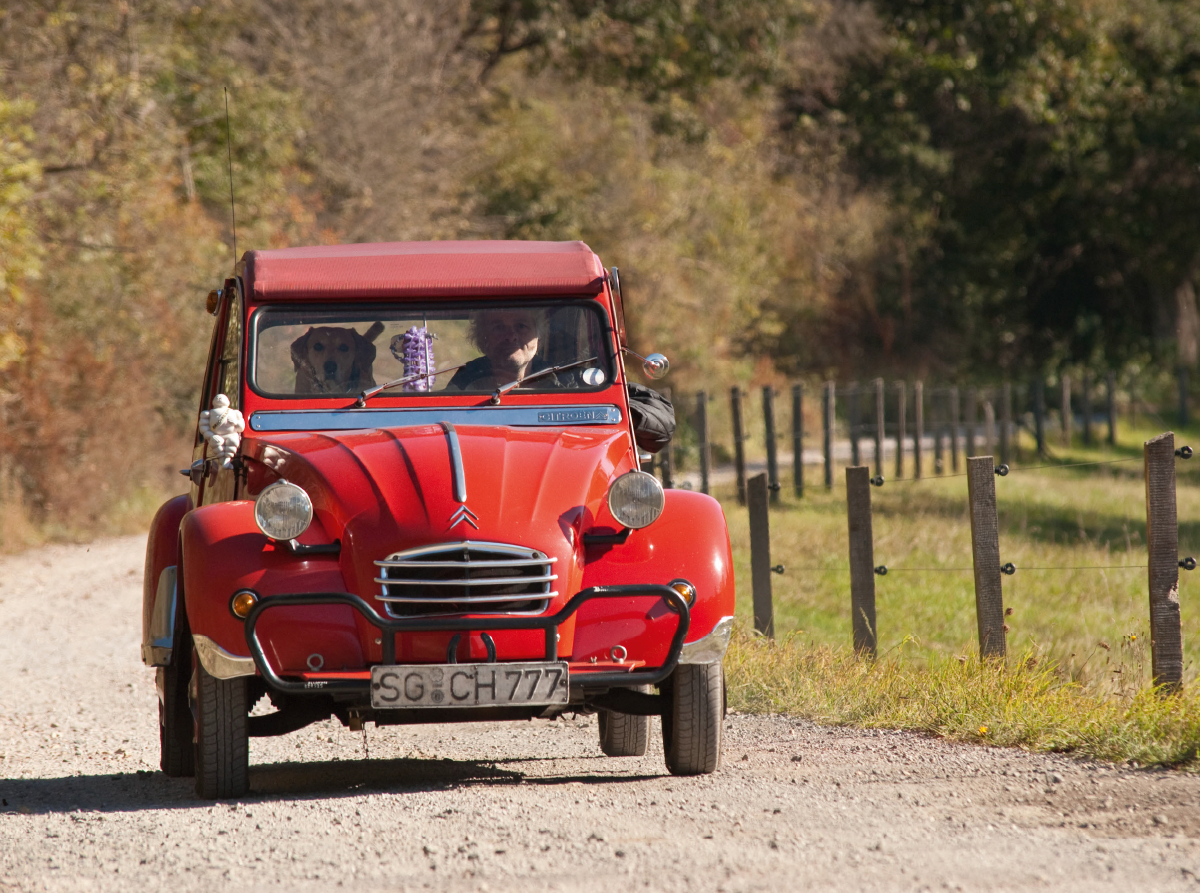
727, 629, 1200, 767
720, 420, 1200, 694
718, 419, 1200, 765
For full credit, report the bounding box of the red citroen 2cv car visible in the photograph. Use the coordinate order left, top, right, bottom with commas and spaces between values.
141, 240, 734, 798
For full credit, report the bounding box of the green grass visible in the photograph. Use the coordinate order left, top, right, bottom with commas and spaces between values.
720, 420, 1200, 695
725, 630, 1200, 767
717, 420, 1200, 766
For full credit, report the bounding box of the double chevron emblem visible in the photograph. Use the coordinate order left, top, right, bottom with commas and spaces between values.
449, 504, 479, 530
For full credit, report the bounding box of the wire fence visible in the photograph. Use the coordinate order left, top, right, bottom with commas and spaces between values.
646, 390, 1196, 691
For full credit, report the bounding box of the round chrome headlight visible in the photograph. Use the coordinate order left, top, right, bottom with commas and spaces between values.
607, 471, 665, 529
254, 481, 313, 541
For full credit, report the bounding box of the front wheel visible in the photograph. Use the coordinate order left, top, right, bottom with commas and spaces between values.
598, 685, 651, 757
158, 657, 194, 777
662, 662, 723, 776
193, 655, 249, 799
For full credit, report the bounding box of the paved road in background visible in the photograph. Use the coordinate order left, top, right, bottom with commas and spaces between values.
3, 536, 1200, 892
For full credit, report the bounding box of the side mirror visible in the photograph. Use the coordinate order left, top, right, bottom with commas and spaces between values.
622, 347, 671, 380
642, 353, 669, 380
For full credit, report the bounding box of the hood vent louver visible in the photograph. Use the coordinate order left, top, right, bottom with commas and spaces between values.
374, 541, 557, 617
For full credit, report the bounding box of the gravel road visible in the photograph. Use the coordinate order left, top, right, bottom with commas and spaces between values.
4, 535, 1200, 892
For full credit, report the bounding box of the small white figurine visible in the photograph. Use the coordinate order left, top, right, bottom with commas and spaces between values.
198, 394, 245, 469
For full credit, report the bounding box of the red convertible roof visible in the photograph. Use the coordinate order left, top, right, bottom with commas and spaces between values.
241, 240, 607, 300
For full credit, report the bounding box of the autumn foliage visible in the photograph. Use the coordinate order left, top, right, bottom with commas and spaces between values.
3, 1, 1200, 540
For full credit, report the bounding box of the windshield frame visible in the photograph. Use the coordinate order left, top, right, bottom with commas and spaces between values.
245, 298, 618, 402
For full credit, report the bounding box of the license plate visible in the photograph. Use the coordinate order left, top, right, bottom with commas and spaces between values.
370, 662, 569, 709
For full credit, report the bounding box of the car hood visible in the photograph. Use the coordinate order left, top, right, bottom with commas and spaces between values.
242, 425, 632, 600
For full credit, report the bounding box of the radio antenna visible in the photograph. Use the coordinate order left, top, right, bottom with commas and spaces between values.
224, 87, 238, 264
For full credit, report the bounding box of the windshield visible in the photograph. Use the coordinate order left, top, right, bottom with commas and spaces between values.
250, 301, 614, 398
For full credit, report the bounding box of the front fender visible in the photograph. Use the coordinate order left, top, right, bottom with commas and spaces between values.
180, 501, 360, 677
576, 490, 734, 666
142, 494, 191, 666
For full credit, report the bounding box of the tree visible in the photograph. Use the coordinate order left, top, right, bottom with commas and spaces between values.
784, 0, 1200, 375
0, 94, 40, 367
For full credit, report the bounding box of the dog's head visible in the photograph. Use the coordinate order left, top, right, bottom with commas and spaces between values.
291, 322, 384, 393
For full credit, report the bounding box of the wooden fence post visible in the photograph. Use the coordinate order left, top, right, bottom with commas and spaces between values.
792, 384, 804, 498
763, 386, 779, 504
1129, 374, 1138, 429
1034, 379, 1047, 458
823, 381, 835, 490
848, 382, 861, 467
731, 386, 747, 504
1106, 371, 1117, 446
895, 380, 907, 480
1061, 375, 1072, 447
949, 386, 961, 472
934, 389, 945, 475
1000, 382, 1012, 466
966, 387, 978, 458
984, 400, 996, 458
845, 466, 877, 657
1181, 368, 1191, 428
967, 455, 1006, 660
1082, 374, 1093, 446
747, 473, 775, 638
696, 391, 710, 495
913, 380, 924, 480
1145, 432, 1183, 691
873, 378, 885, 478
661, 387, 674, 489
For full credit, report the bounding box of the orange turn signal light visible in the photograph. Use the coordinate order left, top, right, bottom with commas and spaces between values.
230, 590, 259, 619
668, 579, 696, 607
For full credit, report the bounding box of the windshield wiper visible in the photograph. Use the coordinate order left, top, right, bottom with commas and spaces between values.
354, 361, 469, 407
491, 356, 599, 405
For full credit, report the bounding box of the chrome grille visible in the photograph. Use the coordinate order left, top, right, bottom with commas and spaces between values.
375, 541, 558, 617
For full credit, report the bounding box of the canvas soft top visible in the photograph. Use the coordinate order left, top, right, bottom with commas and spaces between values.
239, 240, 607, 301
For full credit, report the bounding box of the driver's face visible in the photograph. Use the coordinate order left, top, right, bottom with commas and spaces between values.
478, 310, 539, 374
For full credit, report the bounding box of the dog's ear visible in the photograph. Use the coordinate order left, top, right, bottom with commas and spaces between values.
353, 329, 378, 367
290, 328, 314, 370
351, 328, 378, 388
286, 328, 312, 369
362, 321, 385, 343
291, 328, 318, 394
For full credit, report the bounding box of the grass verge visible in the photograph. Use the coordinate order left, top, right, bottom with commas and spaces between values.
720, 419, 1200, 694
726, 627, 1200, 768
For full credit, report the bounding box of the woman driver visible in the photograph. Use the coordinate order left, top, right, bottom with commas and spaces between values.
445, 308, 557, 390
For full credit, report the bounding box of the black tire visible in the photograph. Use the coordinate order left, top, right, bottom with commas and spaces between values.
193, 656, 250, 799
159, 657, 195, 777
663, 662, 723, 776
598, 685, 651, 757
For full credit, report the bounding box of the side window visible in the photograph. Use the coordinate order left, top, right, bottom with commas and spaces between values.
217, 289, 242, 408
195, 300, 229, 447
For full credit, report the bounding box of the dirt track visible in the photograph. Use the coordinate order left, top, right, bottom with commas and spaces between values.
4, 536, 1200, 892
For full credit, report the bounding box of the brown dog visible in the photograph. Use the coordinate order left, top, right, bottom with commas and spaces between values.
291, 322, 385, 394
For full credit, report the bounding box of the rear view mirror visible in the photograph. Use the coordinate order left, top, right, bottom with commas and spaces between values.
623, 347, 670, 380
642, 353, 669, 380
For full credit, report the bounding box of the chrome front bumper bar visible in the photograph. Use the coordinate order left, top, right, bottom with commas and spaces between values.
190, 601, 732, 683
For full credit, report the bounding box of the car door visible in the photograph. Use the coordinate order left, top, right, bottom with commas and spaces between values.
187, 281, 241, 507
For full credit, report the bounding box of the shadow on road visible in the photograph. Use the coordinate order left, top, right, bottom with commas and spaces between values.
0, 755, 662, 815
